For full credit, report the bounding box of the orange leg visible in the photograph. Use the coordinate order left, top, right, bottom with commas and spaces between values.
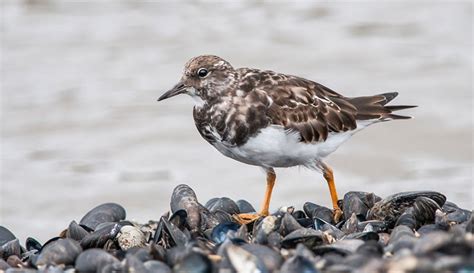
259, 171, 276, 216
322, 163, 343, 223
234, 169, 276, 224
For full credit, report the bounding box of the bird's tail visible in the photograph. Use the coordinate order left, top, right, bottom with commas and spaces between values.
348, 92, 417, 121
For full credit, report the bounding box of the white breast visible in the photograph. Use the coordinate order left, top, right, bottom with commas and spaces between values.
211, 122, 374, 169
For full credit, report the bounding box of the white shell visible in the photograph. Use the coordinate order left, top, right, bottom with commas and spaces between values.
117, 225, 146, 250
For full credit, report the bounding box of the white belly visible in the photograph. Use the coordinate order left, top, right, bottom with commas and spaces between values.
212, 123, 372, 168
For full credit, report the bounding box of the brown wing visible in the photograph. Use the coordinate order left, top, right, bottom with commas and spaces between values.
236, 68, 416, 144
256, 72, 359, 143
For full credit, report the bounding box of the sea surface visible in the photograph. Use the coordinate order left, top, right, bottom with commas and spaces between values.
1, 1, 472, 243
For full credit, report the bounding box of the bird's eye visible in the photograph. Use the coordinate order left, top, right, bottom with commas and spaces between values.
197, 68, 209, 78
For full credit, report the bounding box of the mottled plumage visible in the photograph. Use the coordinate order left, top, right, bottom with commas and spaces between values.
158, 55, 416, 222
176, 56, 413, 148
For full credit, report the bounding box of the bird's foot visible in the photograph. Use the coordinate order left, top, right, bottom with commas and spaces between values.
233, 213, 264, 225
333, 207, 343, 223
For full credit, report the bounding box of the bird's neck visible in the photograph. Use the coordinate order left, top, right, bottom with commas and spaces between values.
190, 93, 206, 108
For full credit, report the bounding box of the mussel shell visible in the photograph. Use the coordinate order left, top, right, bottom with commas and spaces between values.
236, 200, 256, 214
0, 258, 10, 270
280, 255, 318, 273
294, 243, 318, 263
143, 260, 171, 273
1, 239, 21, 260
367, 191, 446, 227
303, 202, 333, 224
440, 202, 472, 227
212, 210, 235, 225
172, 252, 213, 273
35, 238, 82, 266
170, 184, 202, 234
446, 208, 472, 224
211, 223, 240, 244
358, 220, 387, 233
389, 241, 418, 255
79, 203, 126, 231
226, 244, 268, 273
233, 224, 250, 243
412, 196, 441, 225
123, 253, 148, 273
149, 243, 166, 262
296, 218, 314, 228
164, 246, 188, 266
266, 231, 282, 250
25, 238, 41, 252
206, 197, 240, 215
341, 213, 359, 234
204, 198, 219, 209
417, 224, 443, 236
281, 228, 326, 250
314, 217, 344, 240
386, 226, 417, 253
252, 216, 278, 245
0, 227, 16, 246
395, 212, 417, 229
356, 240, 384, 257
154, 216, 189, 248
341, 253, 373, 269
80, 222, 120, 250
388, 225, 415, 245
75, 248, 119, 272
434, 210, 451, 230
169, 210, 188, 230
198, 208, 220, 231
342, 191, 378, 221
241, 244, 283, 271
319, 252, 348, 270
99, 260, 123, 273
313, 239, 364, 256
127, 247, 152, 262
292, 210, 306, 220
279, 213, 303, 237
253, 215, 277, 235
66, 221, 89, 241
413, 231, 472, 256
343, 231, 379, 242
442, 201, 460, 212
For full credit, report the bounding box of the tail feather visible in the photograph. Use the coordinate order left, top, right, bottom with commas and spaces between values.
348, 92, 417, 121
379, 92, 399, 105
385, 105, 418, 111
386, 113, 413, 120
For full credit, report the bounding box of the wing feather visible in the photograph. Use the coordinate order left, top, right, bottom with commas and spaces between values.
255, 73, 358, 143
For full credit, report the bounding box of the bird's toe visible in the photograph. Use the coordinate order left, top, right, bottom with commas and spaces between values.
233, 213, 263, 225
333, 208, 343, 223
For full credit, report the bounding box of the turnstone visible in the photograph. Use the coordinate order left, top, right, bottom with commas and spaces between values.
158, 55, 415, 223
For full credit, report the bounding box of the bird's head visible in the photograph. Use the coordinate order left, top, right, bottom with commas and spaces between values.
158, 55, 238, 106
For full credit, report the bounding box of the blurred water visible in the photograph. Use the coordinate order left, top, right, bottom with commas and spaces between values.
1, 1, 472, 243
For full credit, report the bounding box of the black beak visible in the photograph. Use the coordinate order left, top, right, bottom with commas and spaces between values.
158, 83, 187, 101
